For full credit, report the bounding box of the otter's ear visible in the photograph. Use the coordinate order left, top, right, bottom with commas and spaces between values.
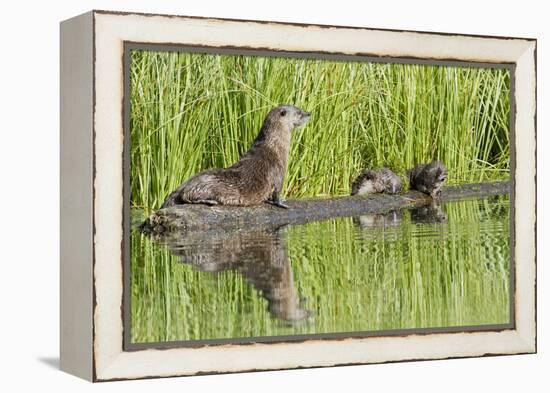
280, 109, 287, 117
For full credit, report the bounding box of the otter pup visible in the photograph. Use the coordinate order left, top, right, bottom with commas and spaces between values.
351, 168, 403, 196
161, 105, 311, 209
408, 161, 448, 199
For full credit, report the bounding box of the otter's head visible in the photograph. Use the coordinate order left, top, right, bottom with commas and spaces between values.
429, 161, 448, 199
268, 105, 311, 131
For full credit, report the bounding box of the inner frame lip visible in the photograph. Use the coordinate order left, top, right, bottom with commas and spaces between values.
121, 40, 516, 352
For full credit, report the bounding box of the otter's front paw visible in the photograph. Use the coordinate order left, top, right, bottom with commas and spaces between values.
266, 200, 289, 209
274, 201, 289, 209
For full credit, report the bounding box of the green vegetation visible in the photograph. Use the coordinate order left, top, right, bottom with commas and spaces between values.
129, 50, 512, 344
130, 50, 510, 210
130, 197, 510, 343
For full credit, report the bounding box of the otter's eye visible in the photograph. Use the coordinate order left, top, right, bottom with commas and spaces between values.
280, 109, 287, 117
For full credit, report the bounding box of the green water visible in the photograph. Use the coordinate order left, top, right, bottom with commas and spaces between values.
130, 196, 510, 344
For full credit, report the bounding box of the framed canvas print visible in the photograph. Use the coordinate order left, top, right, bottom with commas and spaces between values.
60, 10, 537, 381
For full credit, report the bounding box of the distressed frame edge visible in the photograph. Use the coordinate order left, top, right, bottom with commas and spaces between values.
90, 8, 537, 42
96, 331, 535, 382
59, 11, 95, 381
88, 11, 537, 382
512, 40, 537, 354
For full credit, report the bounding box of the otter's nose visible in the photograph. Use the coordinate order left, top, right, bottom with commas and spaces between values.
302, 111, 311, 117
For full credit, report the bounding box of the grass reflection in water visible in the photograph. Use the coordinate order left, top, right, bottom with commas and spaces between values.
130, 196, 510, 344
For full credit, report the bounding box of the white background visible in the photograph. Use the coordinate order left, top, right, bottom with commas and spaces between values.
0, 0, 546, 391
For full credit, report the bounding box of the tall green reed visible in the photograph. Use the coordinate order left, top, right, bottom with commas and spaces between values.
130, 50, 510, 210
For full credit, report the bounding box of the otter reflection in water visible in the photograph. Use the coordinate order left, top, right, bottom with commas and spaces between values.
352, 203, 447, 230
410, 202, 448, 224
353, 210, 404, 229
159, 227, 311, 325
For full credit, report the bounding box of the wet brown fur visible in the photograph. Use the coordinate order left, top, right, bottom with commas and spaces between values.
161, 105, 310, 209
408, 161, 448, 199
351, 167, 403, 196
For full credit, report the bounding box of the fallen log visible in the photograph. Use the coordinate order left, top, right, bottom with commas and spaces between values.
140, 181, 510, 234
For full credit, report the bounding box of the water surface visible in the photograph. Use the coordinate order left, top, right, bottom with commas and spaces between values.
130, 196, 510, 344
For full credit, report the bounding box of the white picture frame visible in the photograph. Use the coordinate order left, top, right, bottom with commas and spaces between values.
60, 10, 536, 381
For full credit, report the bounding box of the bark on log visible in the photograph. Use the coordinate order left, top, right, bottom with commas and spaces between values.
140, 181, 510, 234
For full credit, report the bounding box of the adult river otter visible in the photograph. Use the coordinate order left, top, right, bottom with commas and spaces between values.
161, 105, 311, 209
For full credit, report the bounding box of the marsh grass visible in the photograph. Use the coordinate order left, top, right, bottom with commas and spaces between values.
130, 197, 510, 343
130, 50, 510, 210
